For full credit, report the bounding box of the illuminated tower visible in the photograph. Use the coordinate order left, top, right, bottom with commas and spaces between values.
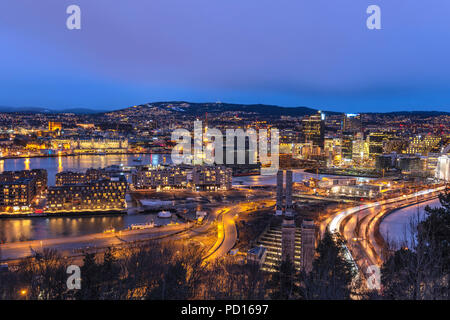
281, 215, 296, 263
285, 170, 293, 216
302, 111, 325, 148
276, 170, 283, 216
301, 219, 316, 273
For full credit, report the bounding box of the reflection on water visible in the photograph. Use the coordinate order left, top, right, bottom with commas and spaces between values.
0, 214, 179, 243
0, 153, 175, 243
232, 169, 372, 186
0, 155, 371, 244
0, 153, 169, 185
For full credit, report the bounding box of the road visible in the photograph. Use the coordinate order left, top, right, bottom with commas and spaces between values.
327, 186, 446, 275
0, 222, 194, 261
204, 199, 275, 262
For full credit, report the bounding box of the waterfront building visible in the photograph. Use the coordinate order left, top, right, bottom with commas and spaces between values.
0, 169, 47, 196
0, 178, 36, 212
132, 166, 188, 190
191, 165, 232, 191
47, 175, 127, 212
56, 169, 110, 186
52, 138, 129, 154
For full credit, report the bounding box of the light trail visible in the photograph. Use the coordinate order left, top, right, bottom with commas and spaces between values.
327, 186, 446, 275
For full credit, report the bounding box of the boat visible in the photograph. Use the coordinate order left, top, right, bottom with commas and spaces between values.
103, 227, 116, 234
157, 211, 172, 218
130, 222, 155, 230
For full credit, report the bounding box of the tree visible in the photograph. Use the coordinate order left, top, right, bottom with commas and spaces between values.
76, 252, 101, 300
299, 230, 355, 300
267, 258, 297, 300
16, 248, 69, 300
381, 191, 450, 300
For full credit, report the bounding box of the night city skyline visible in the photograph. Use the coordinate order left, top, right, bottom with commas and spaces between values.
0, 1, 449, 307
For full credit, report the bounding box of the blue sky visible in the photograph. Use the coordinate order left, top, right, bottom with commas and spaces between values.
1, 0, 450, 113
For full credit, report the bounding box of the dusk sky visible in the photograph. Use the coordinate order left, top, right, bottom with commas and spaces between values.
1, 0, 450, 113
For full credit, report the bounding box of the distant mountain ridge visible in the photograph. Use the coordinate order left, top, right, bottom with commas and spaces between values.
0, 106, 102, 114
0, 102, 449, 117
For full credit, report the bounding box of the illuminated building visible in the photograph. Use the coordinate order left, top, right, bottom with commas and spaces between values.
47, 176, 127, 212
279, 143, 294, 155
406, 135, 442, 155
52, 138, 129, 154
368, 132, 390, 159
330, 184, 381, 199
342, 113, 362, 133
341, 133, 354, 161
436, 155, 450, 182
256, 225, 301, 272
191, 165, 232, 191
352, 138, 369, 164
0, 169, 47, 197
73, 138, 128, 153
302, 111, 325, 148
0, 178, 36, 212
375, 154, 397, 171
424, 153, 440, 177
132, 166, 188, 190
55, 169, 109, 186
76, 123, 95, 129
397, 156, 425, 175
317, 177, 357, 188
48, 121, 62, 132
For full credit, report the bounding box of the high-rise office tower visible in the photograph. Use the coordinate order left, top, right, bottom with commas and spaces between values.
285, 170, 293, 216
276, 170, 284, 216
342, 113, 362, 133
302, 111, 325, 148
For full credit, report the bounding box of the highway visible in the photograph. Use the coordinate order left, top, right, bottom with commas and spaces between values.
203, 199, 275, 262
0, 222, 192, 261
327, 186, 446, 276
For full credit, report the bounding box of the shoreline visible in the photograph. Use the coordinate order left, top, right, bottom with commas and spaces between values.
0, 151, 171, 161
375, 195, 440, 251
304, 168, 381, 178
0, 210, 127, 219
